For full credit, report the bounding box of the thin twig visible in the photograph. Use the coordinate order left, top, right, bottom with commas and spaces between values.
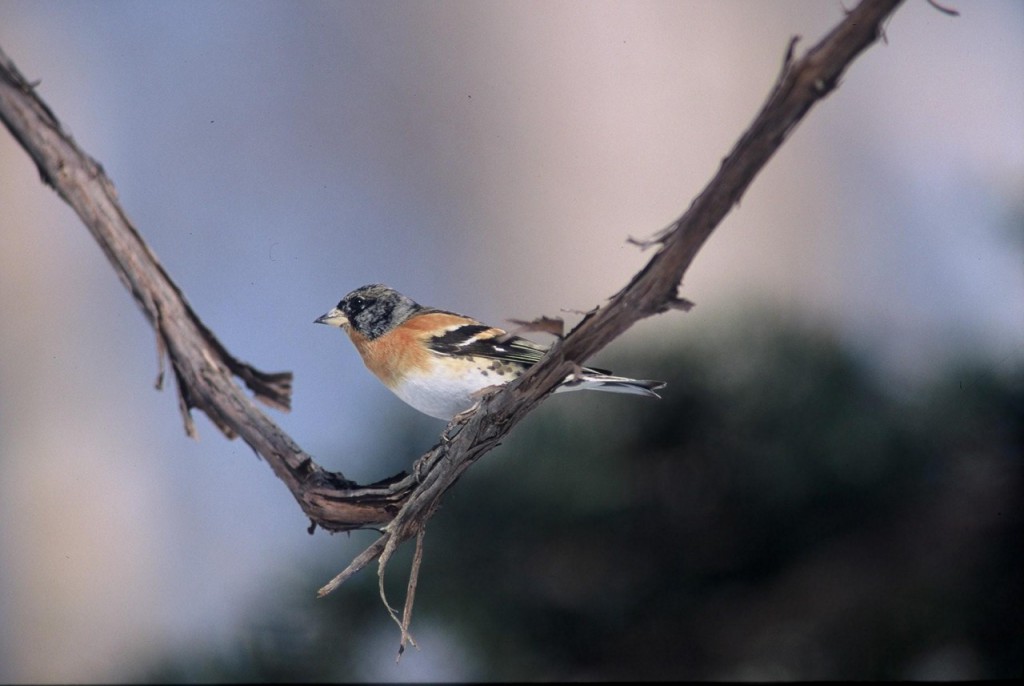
925, 0, 959, 16
396, 529, 426, 660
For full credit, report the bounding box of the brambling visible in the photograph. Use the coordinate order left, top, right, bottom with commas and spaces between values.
315, 284, 665, 421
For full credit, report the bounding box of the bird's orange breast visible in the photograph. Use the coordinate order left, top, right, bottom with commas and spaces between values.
349, 311, 477, 387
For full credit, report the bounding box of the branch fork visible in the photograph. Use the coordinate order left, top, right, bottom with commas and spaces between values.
1, 0, 933, 650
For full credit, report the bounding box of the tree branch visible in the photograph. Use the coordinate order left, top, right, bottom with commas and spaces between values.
1, 0, 913, 621
317, 0, 910, 608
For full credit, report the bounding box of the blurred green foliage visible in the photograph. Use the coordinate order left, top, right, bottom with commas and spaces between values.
140, 313, 1022, 681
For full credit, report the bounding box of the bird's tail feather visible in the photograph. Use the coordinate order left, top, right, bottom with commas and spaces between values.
557, 373, 666, 398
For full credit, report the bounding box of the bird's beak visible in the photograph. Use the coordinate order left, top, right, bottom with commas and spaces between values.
314, 307, 348, 328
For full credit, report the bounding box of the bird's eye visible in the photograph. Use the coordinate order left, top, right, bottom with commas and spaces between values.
347, 296, 365, 314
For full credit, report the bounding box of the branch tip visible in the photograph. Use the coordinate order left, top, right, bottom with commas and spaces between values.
925, 0, 959, 16
668, 297, 696, 313
626, 220, 677, 250
782, 35, 801, 72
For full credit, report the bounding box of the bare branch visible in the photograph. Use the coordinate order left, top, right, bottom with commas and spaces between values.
317, 0, 911, 600
1, 0, 923, 634
1, 42, 402, 531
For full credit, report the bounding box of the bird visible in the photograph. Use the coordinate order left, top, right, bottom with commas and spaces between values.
315, 284, 665, 420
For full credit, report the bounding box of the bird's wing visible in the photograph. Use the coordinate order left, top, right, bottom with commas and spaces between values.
426, 321, 549, 366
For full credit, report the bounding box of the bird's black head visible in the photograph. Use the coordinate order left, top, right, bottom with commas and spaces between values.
331, 284, 421, 339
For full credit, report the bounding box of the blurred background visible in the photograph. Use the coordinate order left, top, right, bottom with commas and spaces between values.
1, 0, 1020, 681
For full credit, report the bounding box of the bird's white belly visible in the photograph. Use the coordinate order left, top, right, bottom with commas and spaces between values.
391, 362, 500, 420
